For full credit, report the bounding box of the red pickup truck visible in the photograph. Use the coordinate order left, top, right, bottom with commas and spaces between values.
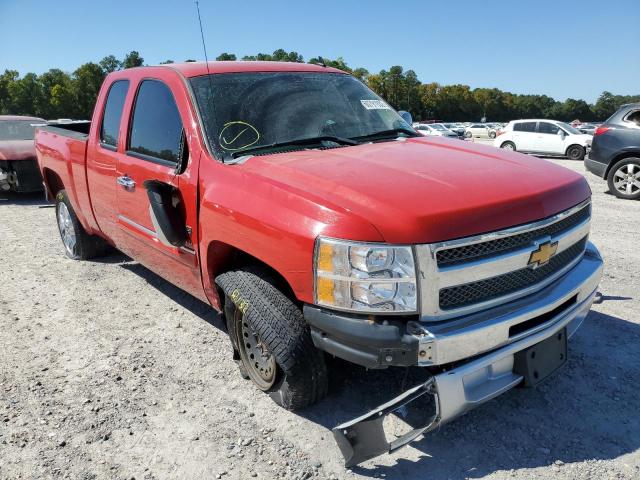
35, 61, 603, 466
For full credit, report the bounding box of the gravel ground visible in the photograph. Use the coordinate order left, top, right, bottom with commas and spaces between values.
1, 158, 639, 480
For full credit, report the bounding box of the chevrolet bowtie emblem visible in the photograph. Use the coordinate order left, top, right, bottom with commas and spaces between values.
528, 241, 558, 268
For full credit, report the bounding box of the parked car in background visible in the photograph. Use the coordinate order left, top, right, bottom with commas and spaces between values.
586, 103, 640, 200
464, 123, 497, 139
414, 123, 458, 138
441, 123, 466, 138
496, 119, 592, 160
0, 115, 46, 193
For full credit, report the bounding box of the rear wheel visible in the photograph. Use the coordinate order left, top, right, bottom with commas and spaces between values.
216, 269, 328, 410
500, 141, 516, 151
464, 130, 472, 138
566, 145, 585, 160
489, 131, 497, 139
607, 158, 640, 200
55, 190, 108, 260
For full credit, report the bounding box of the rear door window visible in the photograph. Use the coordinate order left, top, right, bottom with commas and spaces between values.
625, 110, 640, 127
100, 80, 129, 149
127, 80, 183, 165
514, 122, 536, 132
537, 122, 559, 135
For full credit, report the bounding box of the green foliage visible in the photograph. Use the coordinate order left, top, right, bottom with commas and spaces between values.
2, 50, 637, 122
122, 51, 144, 69
99, 55, 122, 73
215, 53, 236, 61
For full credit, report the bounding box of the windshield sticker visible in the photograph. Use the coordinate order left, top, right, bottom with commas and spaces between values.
360, 99, 391, 110
219, 121, 260, 151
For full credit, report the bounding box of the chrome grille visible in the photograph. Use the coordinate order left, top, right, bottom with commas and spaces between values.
439, 237, 587, 310
416, 199, 592, 321
436, 204, 591, 267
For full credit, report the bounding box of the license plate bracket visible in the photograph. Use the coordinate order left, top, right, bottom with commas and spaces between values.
514, 328, 568, 387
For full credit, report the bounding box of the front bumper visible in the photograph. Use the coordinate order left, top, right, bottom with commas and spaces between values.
308, 243, 603, 466
306, 242, 602, 369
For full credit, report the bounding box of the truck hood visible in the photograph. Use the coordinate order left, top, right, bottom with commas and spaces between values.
240, 137, 591, 243
0, 140, 37, 161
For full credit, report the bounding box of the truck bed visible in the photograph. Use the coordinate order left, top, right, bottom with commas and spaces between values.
35, 121, 97, 233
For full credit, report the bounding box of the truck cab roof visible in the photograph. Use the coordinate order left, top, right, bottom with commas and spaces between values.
133, 61, 346, 78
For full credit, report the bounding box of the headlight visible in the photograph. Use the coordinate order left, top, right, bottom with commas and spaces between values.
314, 237, 417, 313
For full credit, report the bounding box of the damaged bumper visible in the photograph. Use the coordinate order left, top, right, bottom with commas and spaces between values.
327, 244, 603, 466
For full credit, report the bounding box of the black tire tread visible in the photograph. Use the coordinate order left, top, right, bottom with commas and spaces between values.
216, 269, 328, 410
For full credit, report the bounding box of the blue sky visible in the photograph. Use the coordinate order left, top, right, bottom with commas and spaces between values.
1, 0, 638, 102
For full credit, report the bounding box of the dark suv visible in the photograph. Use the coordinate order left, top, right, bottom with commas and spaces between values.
586, 103, 640, 200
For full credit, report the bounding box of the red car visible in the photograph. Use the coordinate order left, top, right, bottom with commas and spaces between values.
35, 62, 603, 466
0, 115, 46, 192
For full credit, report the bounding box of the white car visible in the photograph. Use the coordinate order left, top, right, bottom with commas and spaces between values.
464, 123, 497, 139
495, 119, 592, 160
414, 123, 458, 138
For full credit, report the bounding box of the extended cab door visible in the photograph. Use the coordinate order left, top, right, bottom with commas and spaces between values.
535, 121, 565, 154
114, 78, 205, 301
86, 80, 130, 240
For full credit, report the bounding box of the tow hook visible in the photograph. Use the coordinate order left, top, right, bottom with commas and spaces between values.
332, 377, 440, 467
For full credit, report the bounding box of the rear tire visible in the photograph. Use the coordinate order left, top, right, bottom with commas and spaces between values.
566, 145, 585, 160
500, 141, 516, 151
607, 158, 640, 200
489, 131, 497, 139
464, 131, 472, 138
55, 190, 108, 260
216, 269, 328, 410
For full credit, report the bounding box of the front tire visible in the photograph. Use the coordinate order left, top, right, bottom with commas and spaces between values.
216, 269, 328, 410
607, 158, 640, 200
500, 141, 516, 151
566, 145, 585, 160
55, 190, 108, 260
464, 131, 472, 138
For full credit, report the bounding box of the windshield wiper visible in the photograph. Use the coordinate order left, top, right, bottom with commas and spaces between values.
231, 135, 360, 158
352, 127, 419, 142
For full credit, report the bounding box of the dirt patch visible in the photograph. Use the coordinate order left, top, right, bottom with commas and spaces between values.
1, 159, 639, 479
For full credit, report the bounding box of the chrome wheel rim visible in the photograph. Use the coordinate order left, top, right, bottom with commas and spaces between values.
236, 310, 276, 390
57, 203, 77, 256
613, 163, 640, 196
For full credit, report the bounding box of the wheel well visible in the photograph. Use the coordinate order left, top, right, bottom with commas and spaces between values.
43, 168, 64, 198
605, 152, 640, 178
500, 140, 515, 148
207, 241, 298, 307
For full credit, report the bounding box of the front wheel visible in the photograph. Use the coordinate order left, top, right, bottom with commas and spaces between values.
464, 131, 472, 138
216, 269, 328, 410
500, 141, 516, 151
607, 158, 640, 200
55, 190, 108, 260
566, 145, 585, 160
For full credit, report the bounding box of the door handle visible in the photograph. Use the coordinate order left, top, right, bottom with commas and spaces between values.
116, 175, 136, 189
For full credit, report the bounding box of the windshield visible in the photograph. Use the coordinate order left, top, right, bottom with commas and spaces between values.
190, 72, 412, 159
558, 122, 582, 135
430, 124, 447, 131
0, 120, 39, 141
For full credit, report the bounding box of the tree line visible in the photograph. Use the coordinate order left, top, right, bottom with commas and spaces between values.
1, 49, 637, 122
